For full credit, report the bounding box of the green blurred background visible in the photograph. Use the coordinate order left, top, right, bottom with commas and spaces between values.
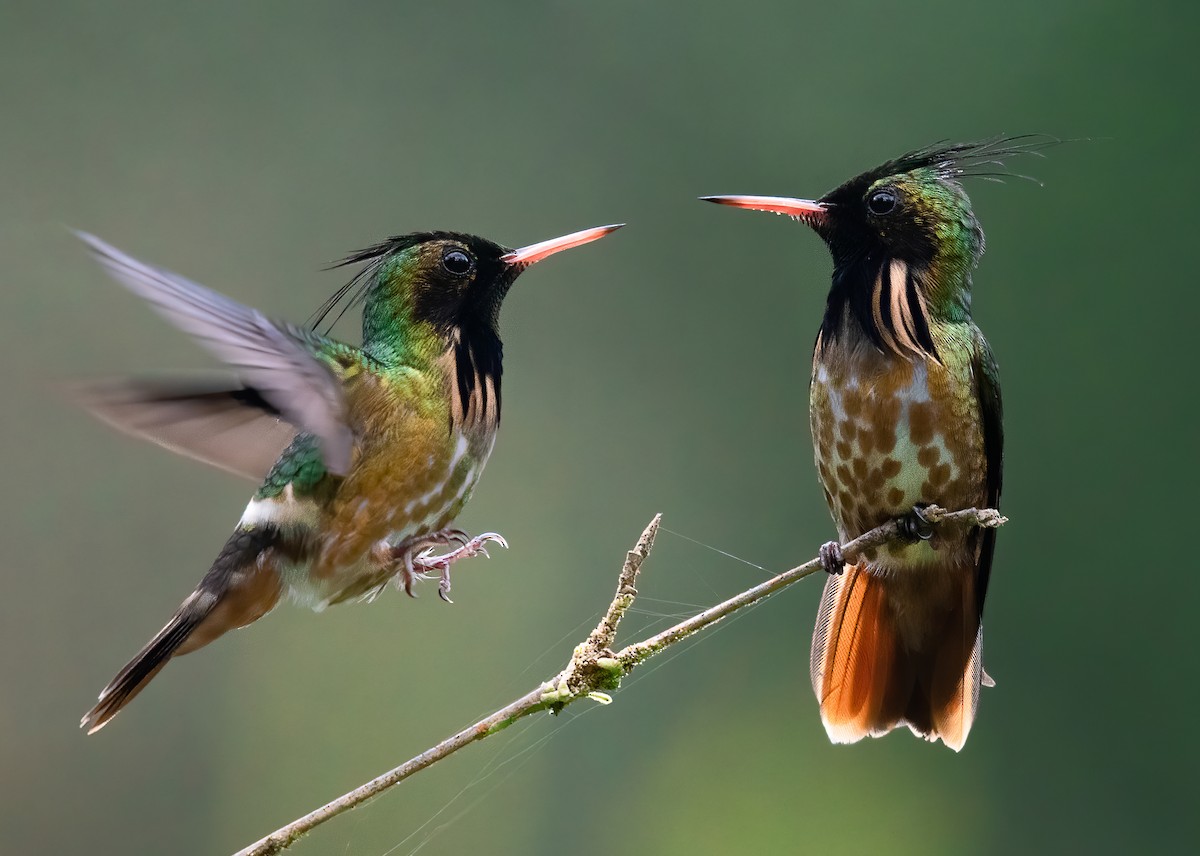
2, 2, 1195, 854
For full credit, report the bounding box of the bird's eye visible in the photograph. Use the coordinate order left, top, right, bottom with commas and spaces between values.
867, 189, 897, 216
441, 249, 474, 276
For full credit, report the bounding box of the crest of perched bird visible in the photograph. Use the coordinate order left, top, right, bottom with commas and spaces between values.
703, 138, 1049, 750
76, 223, 622, 733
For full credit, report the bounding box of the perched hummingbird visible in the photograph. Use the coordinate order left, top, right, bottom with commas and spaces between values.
703, 139, 1036, 750
76, 223, 622, 733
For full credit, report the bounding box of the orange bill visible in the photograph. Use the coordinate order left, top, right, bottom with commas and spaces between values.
701, 194, 828, 223
502, 224, 624, 267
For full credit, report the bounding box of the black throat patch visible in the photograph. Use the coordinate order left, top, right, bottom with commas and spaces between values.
819, 253, 939, 363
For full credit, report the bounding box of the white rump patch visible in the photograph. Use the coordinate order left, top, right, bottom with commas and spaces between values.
239, 484, 320, 528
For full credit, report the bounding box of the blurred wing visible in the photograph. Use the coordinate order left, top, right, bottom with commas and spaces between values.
78, 232, 354, 474
73, 378, 297, 481
973, 338, 1004, 617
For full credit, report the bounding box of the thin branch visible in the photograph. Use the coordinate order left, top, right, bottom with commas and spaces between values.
233, 515, 662, 856
233, 506, 1004, 856
616, 505, 1003, 670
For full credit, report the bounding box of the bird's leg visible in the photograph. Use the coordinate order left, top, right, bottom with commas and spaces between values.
388, 529, 506, 602
412, 532, 509, 603
388, 529, 467, 598
897, 503, 935, 542
819, 541, 845, 575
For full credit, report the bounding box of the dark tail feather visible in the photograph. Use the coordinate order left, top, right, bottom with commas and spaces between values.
80, 598, 212, 734
810, 562, 985, 751
81, 527, 283, 734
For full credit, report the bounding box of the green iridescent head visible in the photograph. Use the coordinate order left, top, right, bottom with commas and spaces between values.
817, 147, 986, 276
335, 232, 517, 348
310, 225, 622, 365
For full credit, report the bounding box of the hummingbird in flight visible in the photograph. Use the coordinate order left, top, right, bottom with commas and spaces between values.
76, 222, 622, 734
703, 139, 1044, 750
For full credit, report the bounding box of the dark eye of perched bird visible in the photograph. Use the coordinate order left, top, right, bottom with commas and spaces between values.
441, 249, 474, 275
867, 189, 897, 216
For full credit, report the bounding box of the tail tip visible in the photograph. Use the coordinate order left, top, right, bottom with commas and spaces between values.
80, 704, 115, 735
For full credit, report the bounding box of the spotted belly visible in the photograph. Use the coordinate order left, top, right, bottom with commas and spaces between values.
810, 353, 985, 569
239, 430, 494, 610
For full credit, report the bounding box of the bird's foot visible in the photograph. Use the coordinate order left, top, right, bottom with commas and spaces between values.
897, 503, 935, 542
412, 532, 508, 603
389, 529, 470, 598
819, 541, 845, 575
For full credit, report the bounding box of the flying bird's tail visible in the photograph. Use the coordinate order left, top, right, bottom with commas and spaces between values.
81, 528, 282, 734
809, 561, 988, 752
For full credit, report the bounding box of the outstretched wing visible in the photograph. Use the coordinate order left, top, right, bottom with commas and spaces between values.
72, 377, 297, 481
973, 336, 1004, 617
78, 232, 355, 475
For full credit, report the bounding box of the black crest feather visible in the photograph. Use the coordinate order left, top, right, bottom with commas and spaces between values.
307, 232, 476, 335
825, 135, 1062, 202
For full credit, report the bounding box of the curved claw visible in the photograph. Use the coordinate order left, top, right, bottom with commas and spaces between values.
401, 552, 419, 598
474, 532, 508, 551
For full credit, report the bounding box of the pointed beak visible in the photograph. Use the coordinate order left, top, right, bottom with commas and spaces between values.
700, 195, 828, 227
501, 224, 624, 267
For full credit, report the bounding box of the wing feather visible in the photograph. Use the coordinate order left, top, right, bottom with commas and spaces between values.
72, 377, 296, 481
973, 336, 1004, 616
78, 233, 354, 474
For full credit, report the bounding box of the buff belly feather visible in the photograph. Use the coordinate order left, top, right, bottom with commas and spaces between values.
237, 431, 493, 610
811, 349, 986, 571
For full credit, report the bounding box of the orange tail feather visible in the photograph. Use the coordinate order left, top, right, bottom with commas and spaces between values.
810, 561, 986, 751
